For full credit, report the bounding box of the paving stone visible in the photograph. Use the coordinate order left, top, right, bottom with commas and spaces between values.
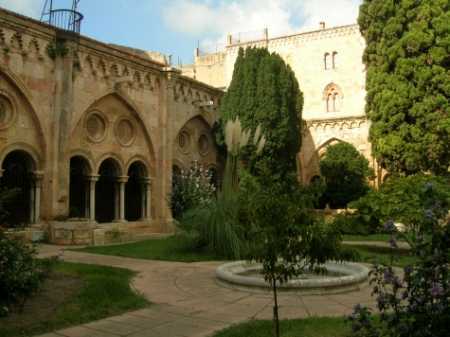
36, 247, 377, 337
57, 326, 119, 337
84, 319, 143, 336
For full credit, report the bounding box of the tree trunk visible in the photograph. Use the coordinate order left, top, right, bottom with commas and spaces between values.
272, 278, 280, 337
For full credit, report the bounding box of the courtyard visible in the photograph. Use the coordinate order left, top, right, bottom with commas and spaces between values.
0, 1, 449, 337
34, 244, 374, 337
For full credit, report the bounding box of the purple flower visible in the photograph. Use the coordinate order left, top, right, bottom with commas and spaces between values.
389, 236, 398, 249
384, 269, 394, 283
424, 209, 434, 220
430, 283, 444, 298
384, 219, 396, 232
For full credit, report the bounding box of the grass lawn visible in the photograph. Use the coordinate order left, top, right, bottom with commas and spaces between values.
0, 262, 149, 337
75, 235, 415, 268
348, 244, 416, 268
74, 235, 223, 262
213, 317, 349, 337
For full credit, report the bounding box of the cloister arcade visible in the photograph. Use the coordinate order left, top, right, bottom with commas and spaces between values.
68, 156, 152, 224
0, 149, 42, 227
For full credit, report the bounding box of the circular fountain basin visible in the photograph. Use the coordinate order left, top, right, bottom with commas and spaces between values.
216, 261, 370, 294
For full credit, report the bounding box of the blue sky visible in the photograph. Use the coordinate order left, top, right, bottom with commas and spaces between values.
0, 0, 362, 64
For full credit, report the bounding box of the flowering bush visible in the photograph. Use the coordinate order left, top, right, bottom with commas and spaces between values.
170, 161, 216, 220
349, 181, 450, 337
0, 231, 52, 317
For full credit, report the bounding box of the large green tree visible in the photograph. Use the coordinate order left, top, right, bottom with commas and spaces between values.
319, 142, 372, 208
218, 47, 303, 184
358, 0, 450, 175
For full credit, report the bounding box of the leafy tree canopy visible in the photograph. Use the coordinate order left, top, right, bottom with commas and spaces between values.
320, 142, 372, 208
358, 0, 450, 175
217, 47, 303, 185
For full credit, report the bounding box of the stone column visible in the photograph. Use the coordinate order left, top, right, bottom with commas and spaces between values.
117, 176, 128, 222
84, 179, 90, 218
33, 172, 44, 224
145, 178, 152, 220
88, 175, 99, 222
140, 178, 152, 221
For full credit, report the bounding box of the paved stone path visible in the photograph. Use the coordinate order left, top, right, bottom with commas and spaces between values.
37, 245, 376, 337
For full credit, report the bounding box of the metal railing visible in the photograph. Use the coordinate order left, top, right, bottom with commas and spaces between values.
48, 9, 83, 33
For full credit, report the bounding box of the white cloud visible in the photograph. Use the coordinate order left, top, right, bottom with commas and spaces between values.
0, 0, 42, 18
163, 0, 362, 50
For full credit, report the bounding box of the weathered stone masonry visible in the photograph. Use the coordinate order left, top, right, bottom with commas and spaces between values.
0, 8, 222, 244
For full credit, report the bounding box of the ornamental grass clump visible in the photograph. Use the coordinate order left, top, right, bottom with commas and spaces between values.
180, 117, 266, 259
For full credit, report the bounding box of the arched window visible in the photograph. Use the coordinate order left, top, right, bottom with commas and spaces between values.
323, 83, 343, 112
332, 51, 338, 69
324, 53, 330, 70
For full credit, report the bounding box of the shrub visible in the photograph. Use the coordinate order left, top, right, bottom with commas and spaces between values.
170, 161, 216, 220
320, 142, 373, 208
349, 174, 450, 233
0, 231, 52, 316
349, 181, 450, 337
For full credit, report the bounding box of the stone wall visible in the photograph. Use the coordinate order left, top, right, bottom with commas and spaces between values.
0, 8, 223, 244
181, 24, 378, 184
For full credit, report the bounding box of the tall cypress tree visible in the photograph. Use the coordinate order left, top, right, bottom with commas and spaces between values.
218, 47, 303, 184
359, 0, 450, 175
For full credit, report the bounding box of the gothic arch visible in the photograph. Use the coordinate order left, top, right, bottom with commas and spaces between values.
125, 156, 152, 177
68, 149, 95, 174
316, 137, 349, 158
95, 153, 125, 176
173, 114, 212, 144
0, 142, 41, 171
323, 82, 343, 113
0, 66, 46, 155
74, 91, 156, 161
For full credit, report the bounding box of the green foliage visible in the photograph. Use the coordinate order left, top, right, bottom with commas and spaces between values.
0, 232, 53, 317
0, 187, 20, 228
320, 142, 373, 208
180, 193, 244, 260
170, 162, 216, 220
217, 47, 303, 186
349, 185, 450, 337
213, 317, 350, 337
246, 182, 348, 337
349, 174, 450, 233
75, 235, 221, 262
358, 0, 450, 174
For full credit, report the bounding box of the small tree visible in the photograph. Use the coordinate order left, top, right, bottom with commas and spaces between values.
320, 142, 372, 208
247, 183, 347, 337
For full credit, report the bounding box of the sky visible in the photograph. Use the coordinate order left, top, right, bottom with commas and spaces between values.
0, 0, 362, 64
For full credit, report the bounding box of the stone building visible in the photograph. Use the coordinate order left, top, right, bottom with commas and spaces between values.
181, 23, 381, 185
0, 8, 222, 244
